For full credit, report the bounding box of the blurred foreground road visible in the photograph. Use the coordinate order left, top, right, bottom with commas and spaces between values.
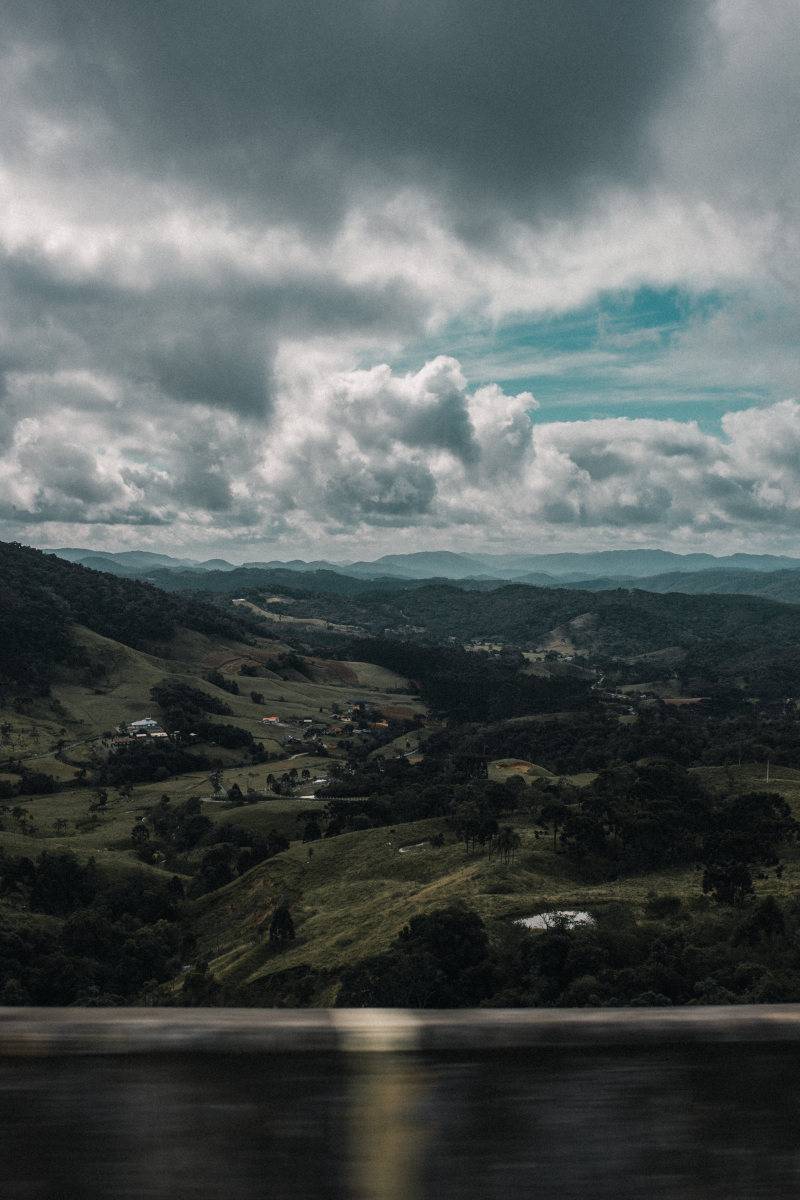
1, 1006, 798, 1199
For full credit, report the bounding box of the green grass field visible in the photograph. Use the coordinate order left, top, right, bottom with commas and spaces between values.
184, 770, 800, 1005
0, 622, 426, 900
0, 620, 424, 782
488, 758, 555, 783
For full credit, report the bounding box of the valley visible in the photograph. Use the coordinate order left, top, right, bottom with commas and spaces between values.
3, 541, 800, 1007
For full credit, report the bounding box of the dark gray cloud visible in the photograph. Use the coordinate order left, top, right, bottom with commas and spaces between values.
0, 248, 425, 421
402, 386, 479, 464
21, 444, 118, 506
0, 495, 171, 526
176, 468, 234, 515
324, 461, 437, 524
5, 0, 705, 228
148, 325, 270, 419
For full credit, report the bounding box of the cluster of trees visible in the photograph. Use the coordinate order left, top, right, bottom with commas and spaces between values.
0, 771, 60, 800
150, 680, 233, 728
335, 896, 800, 1009
337, 907, 491, 1007
189, 823, 290, 897
0, 561, 76, 696
543, 762, 796, 891
202, 669, 240, 695
677, 640, 800, 706
426, 703, 800, 776
341, 637, 591, 721
131, 797, 292, 892
139, 795, 212, 858
0, 848, 184, 1004
148, 678, 256, 754
193, 722, 255, 750
148, 681, 256, 753
290, 762, 526, 841
701, 792, 795, 905
100, 741, 207, 787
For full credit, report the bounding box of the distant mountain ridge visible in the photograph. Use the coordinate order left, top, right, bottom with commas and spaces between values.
46, 546, 800, 583
23, 541, 800, 663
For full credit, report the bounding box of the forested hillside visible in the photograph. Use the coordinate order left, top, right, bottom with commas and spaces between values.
351, 582, 800, 649
0, 541, 254, 694
216, 579, 800, 653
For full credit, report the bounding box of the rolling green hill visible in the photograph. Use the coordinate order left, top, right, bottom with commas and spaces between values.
185, 759, 800, 1007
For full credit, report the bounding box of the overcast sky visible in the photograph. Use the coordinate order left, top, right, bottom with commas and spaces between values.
2, 0, 799, 563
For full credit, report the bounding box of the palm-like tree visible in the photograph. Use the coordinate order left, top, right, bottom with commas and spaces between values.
496, 825, 521, 865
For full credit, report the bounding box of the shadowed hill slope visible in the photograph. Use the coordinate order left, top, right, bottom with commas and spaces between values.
0, 541, 256, 693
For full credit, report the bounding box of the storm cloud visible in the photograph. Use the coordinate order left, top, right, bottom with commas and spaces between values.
3, 0, 702, 224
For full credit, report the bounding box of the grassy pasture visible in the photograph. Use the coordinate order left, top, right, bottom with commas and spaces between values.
0, 624, 424, 794
561, 771, 599, 788
0, 769, 330, 887
202, 795, 327, 846
367, 728, 431, 761
0, 619, 423, 906
7, 755, 795, 940
196, 664, 423, 732
188, 810, 718, 1003
488, 759, 555, 783
231, 598, 362, 635
620, 679, 683, 699
182, 753, 800, 1004
692, 762, 800, 814
340, 660, 412, 691
12, 626, 425, 749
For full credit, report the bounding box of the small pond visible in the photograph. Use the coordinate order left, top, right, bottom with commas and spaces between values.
516, 910, 594, 930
